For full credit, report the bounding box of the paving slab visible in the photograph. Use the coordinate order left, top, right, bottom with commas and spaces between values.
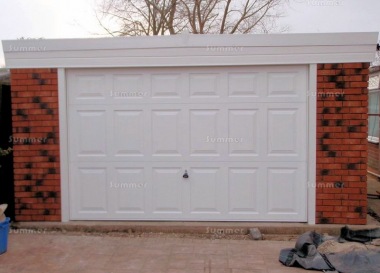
0, 233, 314, 273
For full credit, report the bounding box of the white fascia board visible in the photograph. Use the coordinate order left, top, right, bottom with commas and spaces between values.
2, 32, 378, 68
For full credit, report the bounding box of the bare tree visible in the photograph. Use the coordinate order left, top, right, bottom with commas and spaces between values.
97, 0, 179, 36
96, 0, 287, 36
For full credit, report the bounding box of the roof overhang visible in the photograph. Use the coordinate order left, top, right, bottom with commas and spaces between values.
2, 32, 378, 69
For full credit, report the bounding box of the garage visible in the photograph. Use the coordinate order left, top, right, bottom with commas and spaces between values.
2, 32, 377, 224
67, 65, 308, 221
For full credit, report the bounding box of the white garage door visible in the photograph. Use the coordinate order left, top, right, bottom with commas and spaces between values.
67, 65, 308, 221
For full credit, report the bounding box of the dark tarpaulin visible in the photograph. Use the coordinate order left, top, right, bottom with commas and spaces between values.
279, 228, 380, 273
326, 250, 380, 273
279, 248, 333, 271
279, 231, 334, 271
340, 226, 380, 243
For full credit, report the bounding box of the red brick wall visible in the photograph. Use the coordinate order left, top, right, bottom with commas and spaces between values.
316, 63, 369, 225
10, 69, 61, 221
368, 142, 379, 173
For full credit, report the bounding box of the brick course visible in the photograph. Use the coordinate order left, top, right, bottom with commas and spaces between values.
10, 69, 61, 221
316, 63, 369, 225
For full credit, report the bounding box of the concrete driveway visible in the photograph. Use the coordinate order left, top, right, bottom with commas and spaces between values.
0, 233, 314, 273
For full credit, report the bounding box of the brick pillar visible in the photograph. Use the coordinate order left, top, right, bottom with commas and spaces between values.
316, 63, 369, 225
10, 69, 61, 221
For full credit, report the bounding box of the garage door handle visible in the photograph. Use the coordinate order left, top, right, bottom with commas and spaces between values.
183, 170, 189, 179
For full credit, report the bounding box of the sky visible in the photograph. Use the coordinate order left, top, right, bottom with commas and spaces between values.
0, 0, 379, 67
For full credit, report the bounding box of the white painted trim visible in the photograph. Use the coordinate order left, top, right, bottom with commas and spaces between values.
2, 32, 378, 69
368, 136, 379, 144
3, 53, 375, 69
307, 64, 317, 225
368, 170, 380, 178
58, 68, 70, 222
3, 32, 376, 50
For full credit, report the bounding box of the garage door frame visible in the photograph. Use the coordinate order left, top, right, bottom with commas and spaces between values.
58, 64, 317, 224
